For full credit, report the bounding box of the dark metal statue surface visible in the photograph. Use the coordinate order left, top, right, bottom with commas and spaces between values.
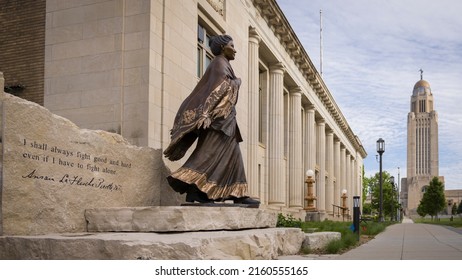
164, 35, 259, 207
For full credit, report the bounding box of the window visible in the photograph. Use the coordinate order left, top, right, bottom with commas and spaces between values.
419, 100, 426, 113
258, 65, 269, 145
197, 23, 214, 78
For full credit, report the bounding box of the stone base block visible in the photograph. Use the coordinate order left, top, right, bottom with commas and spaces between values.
305, 212, 321, 221
302, 232, 341, 250
0, 228, 304, 260
85, 206, 277, 232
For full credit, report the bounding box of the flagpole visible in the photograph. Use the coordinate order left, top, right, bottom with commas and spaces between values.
320, 9, 323, 76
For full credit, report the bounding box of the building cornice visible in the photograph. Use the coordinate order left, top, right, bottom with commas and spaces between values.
252, 0, 367, 158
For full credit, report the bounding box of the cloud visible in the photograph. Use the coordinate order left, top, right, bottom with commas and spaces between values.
277, 0, 462, 189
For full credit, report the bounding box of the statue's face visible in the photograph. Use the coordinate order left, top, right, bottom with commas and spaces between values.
222, 40, 236, 60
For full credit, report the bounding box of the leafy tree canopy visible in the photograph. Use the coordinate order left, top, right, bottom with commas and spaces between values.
417, 177, 446, 219
451, 203, 457, 215
363, 171, 399, 220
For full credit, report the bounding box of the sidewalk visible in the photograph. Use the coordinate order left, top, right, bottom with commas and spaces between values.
335, 217, 462, 260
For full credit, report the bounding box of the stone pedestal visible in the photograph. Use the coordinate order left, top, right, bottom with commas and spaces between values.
0, 207, 302, 260
0, 227, 304, 260
305, 212, 321, 222
85, 206, 277, 232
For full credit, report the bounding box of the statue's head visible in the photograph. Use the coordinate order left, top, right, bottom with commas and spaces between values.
209, 35, 233, 56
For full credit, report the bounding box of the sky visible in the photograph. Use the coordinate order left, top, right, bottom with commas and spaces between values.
276, 0, 462, 190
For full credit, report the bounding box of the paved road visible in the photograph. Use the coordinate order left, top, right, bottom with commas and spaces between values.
335, 217, 462, 260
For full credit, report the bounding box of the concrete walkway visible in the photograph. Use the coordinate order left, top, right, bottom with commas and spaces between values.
335, 217, 462, 260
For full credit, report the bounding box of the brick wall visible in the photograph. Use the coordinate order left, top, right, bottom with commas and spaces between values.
0, 0, 46, 105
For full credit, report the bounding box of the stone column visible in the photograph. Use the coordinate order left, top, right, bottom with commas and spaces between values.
340, 146, 346, 202
346, 153, 351, 209
325, 130, 334, 214
352, 157, 358, 196
316, 119, 326, 212
304, 105, 316, 207
289, 87, 303, 208
356, 152, 362, 197
304, 105, 316, 172
334, 139, 341, 206
247, 27, 261, 199
351, 159, 359, 195
268, 62, 285, 206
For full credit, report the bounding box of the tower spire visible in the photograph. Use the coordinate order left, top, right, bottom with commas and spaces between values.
419, 68, 423, 80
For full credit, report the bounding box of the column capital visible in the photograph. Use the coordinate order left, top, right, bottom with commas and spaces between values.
269, 62, 285, 74
249, 27, 261, 43
289, 86, 302, 97
317, 118, 325, 125
304, 104, 316, 111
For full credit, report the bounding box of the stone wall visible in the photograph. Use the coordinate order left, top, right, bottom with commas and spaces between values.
1, 92, 177, 235
0, 0, 45, 105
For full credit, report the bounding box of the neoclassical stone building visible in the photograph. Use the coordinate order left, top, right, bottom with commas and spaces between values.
2, 0, 366, 217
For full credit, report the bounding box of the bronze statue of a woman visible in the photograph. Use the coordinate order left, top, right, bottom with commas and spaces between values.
164, 35, 259, 206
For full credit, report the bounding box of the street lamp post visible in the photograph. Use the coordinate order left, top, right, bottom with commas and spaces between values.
353, 196, 360, 241
377, 138, 385, 222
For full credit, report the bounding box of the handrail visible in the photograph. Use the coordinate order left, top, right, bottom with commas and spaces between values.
332, 204, 350, 221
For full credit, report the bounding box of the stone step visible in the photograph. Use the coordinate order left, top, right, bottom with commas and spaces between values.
0, 228, 304, 260
85, 206, 277, 232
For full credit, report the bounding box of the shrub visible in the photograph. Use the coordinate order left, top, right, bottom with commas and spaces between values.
361, 221, 387, 235
276, 213, 302, 228
325, 239, 343, 254
342, 232, 358, 248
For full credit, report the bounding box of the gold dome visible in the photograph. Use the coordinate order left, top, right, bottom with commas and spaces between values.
413, 79, 431, 96
413, 79, 431, 90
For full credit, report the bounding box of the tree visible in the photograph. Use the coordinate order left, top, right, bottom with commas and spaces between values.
362, 165, 368, 203
417, 202, 427, 218
365, 171, 398, 220
362, 203, 372, 215
452, 203, 457, 215
458, 202, 462, 214
417, 177, 446, 220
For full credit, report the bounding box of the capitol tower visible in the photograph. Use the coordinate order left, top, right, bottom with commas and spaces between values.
401, 71, 444, 215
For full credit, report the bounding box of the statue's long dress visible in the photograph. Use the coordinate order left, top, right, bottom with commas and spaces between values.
163, 55, 248, 200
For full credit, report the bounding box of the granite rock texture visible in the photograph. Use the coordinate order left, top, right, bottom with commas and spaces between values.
1, 93, 167, 235
302, 231, 341, 250
85, 206, 278, 232
0, 228, 305, 260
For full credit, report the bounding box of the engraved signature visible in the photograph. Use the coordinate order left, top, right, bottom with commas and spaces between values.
22, 169, 123, 192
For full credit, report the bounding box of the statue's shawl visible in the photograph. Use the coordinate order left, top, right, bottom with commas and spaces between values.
164, 55, 240, 161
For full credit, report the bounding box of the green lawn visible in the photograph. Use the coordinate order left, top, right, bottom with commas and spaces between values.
277, 213, 392, 254
413, 216, 462, 228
